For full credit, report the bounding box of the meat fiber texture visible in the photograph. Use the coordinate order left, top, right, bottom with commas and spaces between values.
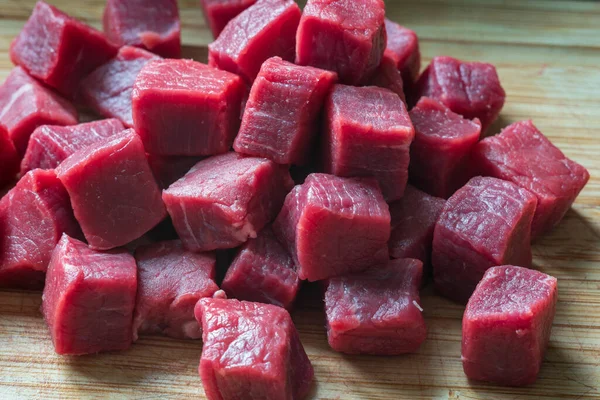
432, 176, 538, 304
234, 57, 338, 165
0, 67, 78, 155
409, 97, 482, 199
195, 298, 314, 400
42, 234, 137, 355
147, 154, 203, 190
163, 152, 293, 252
325, 258, 426, 355
10, 1, 118, 98
0, 169, 80, 290
472, 120, 590, 239
462, 265, 558, 386
0, 125, 19, 187
81, 46, 160, 128
221, 227, 300, 309
273, 173, 390, 282
200, 0, 258, 38
133, 59, 246, 156
103, 0, 181, 58
366, 50, 406, 103
322, 85, 414, 202
132, 240, 218, 340
56, 129, 166, 250
208, 0, 301, 83
384, 19, 420, 91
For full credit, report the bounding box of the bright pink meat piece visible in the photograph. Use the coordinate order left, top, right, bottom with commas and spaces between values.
367, 50, 406, 103
384, 19, 420, 90
200, 0, 258, 38
273, 173, 390, 282
432, 176, 537, 304
0, 125, 19, 187
42, 234, 137, 355
462, 265, 557, 386
208, 0, 301, 83
472, 120, 590, 239
234, 57, 337, 165
409, 97, 482, 198
163, 152, 293, 252
322, 85, 414, 201
10, 1, 118, 98
147, 154, 203, 189
56, 129, 166, 250
132, 240, 218, 340
195, 298, 314, 400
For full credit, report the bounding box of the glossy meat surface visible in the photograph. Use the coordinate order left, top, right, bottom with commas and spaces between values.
367, 50, 406, 102
384, 19, 420, 89
0, 125, 19, 187
200, 0, 258, 38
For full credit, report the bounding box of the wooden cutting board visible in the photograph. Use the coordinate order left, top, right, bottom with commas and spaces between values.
0, 1, 599, 398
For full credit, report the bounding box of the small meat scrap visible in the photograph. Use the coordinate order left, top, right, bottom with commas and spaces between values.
195, 298, 314, 400
200, 0, 257, 38
234, 57, 337, 165
472, 120, 590, 238
384, 19, 420, 91
367, 50, 406, 103
273, 173, 390, 282
147, 155, 203, 190
462, 265, 557, 386
42, 234, 137, 355
432, 176, 537, 304
0, 125, 19, 187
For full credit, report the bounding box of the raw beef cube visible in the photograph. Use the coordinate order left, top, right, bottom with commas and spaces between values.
163, 152, 293, 252
42, 234, 137, 355
195, 298, 314, 400
409, 97, 482, 198
56, 129, 166, 250
0, 67, 78, 155
147, 154, 203, 189
325, 258, 426, 355
323, 85, 414, 201
273, 173, 390, 282
234, 57, 337, 165
81, 46, 159, 128
221, 227, 299, 309
21, 119, 125, 175
472, 120, 590, 238
0, 125, 19, 187
200, 0, 258, 38
10, 1, 118, 98
296, 0, 386, 85
0, 170, 80, 290
103, 0, 181, 58
133, 59, 246, 156
367, 50, 406, 103
384, 19, 420, 90
414, 56, 505, 132
132, 241, 218, 340
208, 0, 301, 82
432, 177, 537, 304
462, 265, 558, 386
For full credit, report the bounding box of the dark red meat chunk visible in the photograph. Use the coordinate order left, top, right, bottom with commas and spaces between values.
367, 50, 406, 103
200, 0, 258, 38
147, 154, 203, 190
384, 19, 420, 91
0, 125, 19, 187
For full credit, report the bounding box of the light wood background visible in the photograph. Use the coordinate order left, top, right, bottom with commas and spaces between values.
0, 1, 599, 399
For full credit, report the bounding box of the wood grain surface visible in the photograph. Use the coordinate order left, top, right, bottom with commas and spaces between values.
1, 1, 599, 399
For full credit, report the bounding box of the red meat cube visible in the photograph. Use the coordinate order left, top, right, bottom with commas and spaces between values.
132, 241, 218, 340
273, 173, 390, 282
200, 0, 258, 38
384, 19, 420, 90
0, 67, 78, 155
81, 46, 159, 128
0, 169, 80, 290
409, 97, 482, 198
56, 129, 166, 250
432, 177, 537, 304
195, 298, 314, 400
10, 1, 118, 98
0, 125, 19, 187
21, 119, 125, 175
472, 120, 590, 238
325, 258, 426, 355
147, 155, 203, 189
103, 0, 181, 58
462, 265, 558, 386
221, 227, 299, 309
133, 59, 246, 156
234, 57, 337, 165
163, 152, 293, 252
208, 0, 301, 82
42, 234, 137, 355
296, 0, 386, 85
323, 85, 414, 201
367, 50, 406, 103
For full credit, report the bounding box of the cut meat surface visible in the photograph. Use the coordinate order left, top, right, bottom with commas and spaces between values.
42, 234, 137, 355
462, 265, 557, 386
325, 258, 426, 355
0, 125, 19, 187
147, 155, 203, 190
384, 19, 420, 91
200, 0, 258, 38
432, 176, 538, 304
195, 298, 314, 400
367, 50, 406, 103
234, 57, 337, 165
273, 173, 390, 282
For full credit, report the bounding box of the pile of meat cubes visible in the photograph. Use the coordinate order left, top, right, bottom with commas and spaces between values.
0, 0, 589, 397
